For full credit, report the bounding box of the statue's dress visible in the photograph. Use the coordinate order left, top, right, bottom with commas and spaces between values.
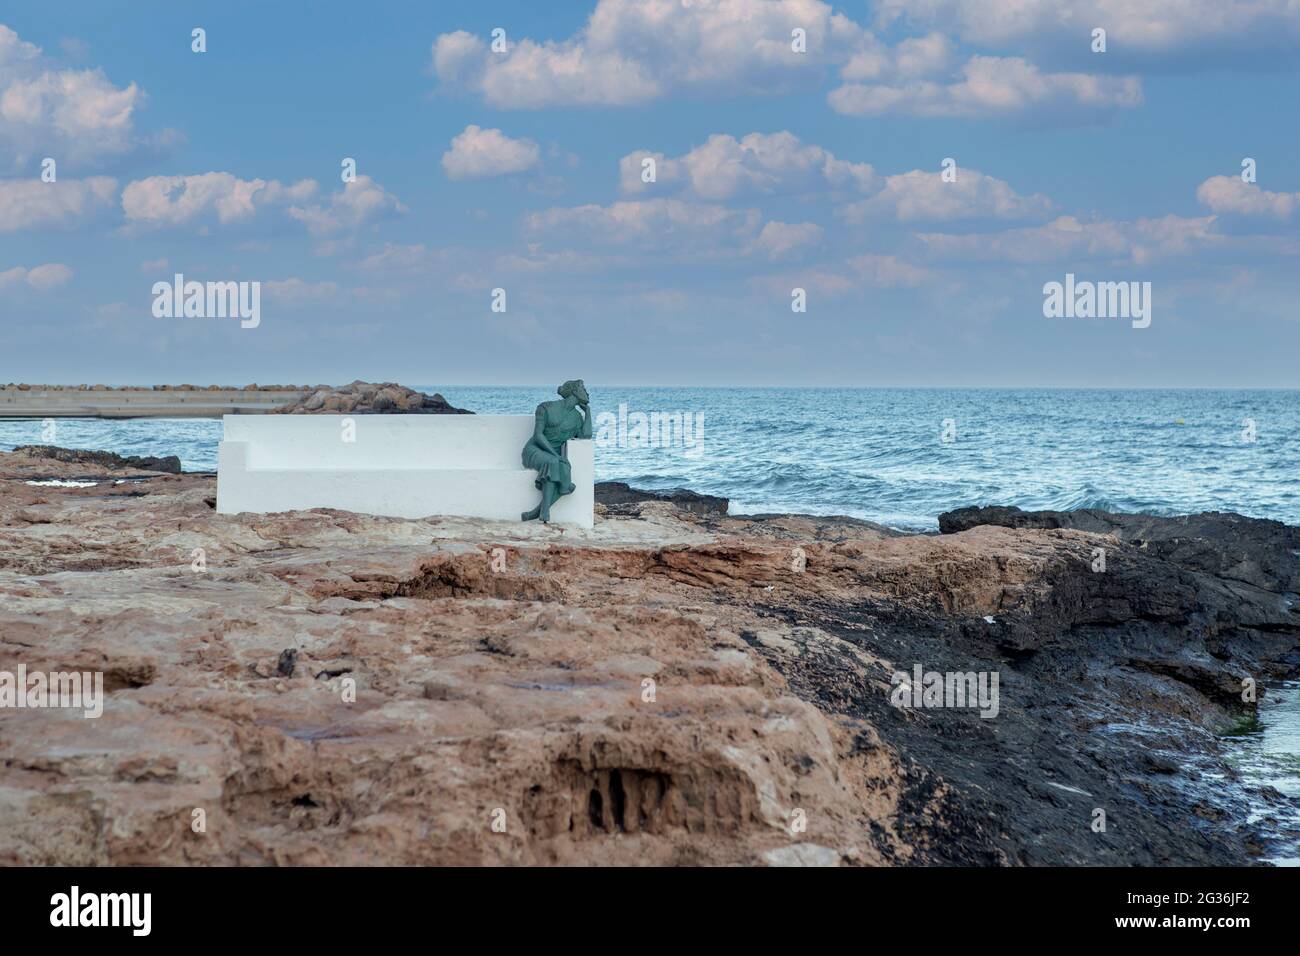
522, 404, 584, 493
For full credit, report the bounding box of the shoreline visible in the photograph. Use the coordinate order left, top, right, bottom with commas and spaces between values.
0, 386, 308, 419
0, 381, 470, 420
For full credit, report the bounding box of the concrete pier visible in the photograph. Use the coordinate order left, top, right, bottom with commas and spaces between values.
0, 388, 308, 419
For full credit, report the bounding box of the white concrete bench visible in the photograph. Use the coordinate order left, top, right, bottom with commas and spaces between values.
217, 415, 593, 527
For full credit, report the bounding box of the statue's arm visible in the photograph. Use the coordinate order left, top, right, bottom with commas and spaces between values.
578, 402, 592, 439
532, 406, 558, 457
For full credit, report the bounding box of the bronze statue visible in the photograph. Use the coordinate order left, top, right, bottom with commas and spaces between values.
522, 380, 592, 523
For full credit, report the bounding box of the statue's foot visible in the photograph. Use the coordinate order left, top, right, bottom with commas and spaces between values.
539, 507, 551, 524
563, 482, 576, 495
521, 506, 541, 521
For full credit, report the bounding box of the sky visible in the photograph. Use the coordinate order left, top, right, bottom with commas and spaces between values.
1, 0, 1299, 388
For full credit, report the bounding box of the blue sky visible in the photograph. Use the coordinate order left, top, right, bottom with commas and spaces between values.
2, 0, 1299, 387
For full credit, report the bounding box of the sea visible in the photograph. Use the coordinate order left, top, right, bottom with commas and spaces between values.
3, 386, 1297, 532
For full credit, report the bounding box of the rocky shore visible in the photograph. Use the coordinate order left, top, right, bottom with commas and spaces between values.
0, 448, 1296, 865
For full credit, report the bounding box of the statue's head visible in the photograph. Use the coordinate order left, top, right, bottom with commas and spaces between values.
557, 379, 588, 404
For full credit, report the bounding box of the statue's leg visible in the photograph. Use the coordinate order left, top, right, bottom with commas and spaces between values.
539, 481, 557, 523
554, 454, 574, 499
522, 449, 551, 521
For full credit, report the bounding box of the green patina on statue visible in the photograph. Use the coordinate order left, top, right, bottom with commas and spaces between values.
521, 379, 592, 523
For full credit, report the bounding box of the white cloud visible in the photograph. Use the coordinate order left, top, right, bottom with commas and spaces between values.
442, 125, 540, 180
120, 172, 404, 238
356, 242, 441, 274
839, 168, 1054, 222
845, 253, 933, 288
262, 278, 343, 305
0, 175, 116, 231
433, 0, 865, 108
26, 262, 74, 289
756, 252, 936, 299
620, 131, 876, 199
0, 25, 147, 166
751, 220, 823, 259
521, 196, 831, 266
840, 31, 955, 82
0, 261, 73, 291
523, 198, 763, 253
286, 176, 407, 237
1196, 176, 1299, 220
121, 172, 317, 229
432, 1, 1143, 121
917, 214, 1219, 264
876, 0, 1300, 58
829, 55, 1142, 119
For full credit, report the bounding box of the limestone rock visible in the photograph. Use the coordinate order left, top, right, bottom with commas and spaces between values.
0, 452, 1295, 866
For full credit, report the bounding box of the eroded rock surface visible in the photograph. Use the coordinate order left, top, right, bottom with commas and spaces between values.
1, 450, 1296, 865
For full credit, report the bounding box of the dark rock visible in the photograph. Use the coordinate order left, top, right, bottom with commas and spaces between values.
796, 503, 1300, 864
11, 445, 183, 474
595, 481, 728, 516
275, 649, 298, 678
938, 505, 1300, 595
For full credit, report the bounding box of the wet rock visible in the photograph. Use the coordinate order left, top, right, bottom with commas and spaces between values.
596, 481, 728, 516
8, 445, 182, 474
939, 505, 1300, 594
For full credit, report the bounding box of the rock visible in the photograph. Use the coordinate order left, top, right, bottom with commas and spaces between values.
0, 468, 1295, 866
274, 382, 471, 415
595, 481, 728, 516
9, 445, 182, 474
371, 387, 401, 412
938, 505, 1300, 595
276, 649, 298, 678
